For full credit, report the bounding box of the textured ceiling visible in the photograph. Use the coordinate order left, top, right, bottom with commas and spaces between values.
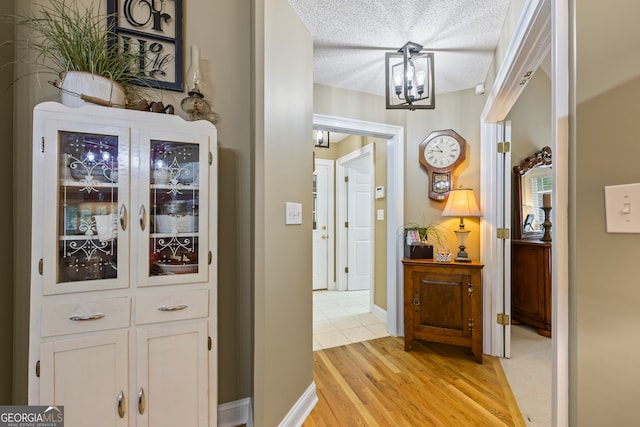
289, 0, 512, 97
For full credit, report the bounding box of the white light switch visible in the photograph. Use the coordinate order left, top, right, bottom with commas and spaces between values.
285, 202, 302, 225
604, 183, 640, 233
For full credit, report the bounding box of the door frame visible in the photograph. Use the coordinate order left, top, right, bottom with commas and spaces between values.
336, 144, 374, 293
313, 158, 335, 290
479, 0, 568, 425
313, 114, 404, 336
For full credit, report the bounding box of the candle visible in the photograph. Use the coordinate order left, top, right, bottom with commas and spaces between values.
543, 193, 551, 208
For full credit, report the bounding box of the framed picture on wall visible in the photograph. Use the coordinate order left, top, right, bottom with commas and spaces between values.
107, 0, 184, 91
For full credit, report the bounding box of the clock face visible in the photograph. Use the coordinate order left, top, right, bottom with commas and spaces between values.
423, 135, 462, 168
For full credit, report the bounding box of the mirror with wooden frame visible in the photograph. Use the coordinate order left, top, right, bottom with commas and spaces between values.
513, 146, 552, 239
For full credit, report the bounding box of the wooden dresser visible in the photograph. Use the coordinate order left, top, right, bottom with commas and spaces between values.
402, 259, 484, 363
511, 239, 552, 337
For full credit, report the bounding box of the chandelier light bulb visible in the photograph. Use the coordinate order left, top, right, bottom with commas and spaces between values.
416, 70, 426, 96
393, 69, 403, 95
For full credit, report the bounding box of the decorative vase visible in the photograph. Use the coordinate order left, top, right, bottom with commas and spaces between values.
60, 71, 126, 108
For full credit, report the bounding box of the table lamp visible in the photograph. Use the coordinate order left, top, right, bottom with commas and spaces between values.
442, 187, 482, 262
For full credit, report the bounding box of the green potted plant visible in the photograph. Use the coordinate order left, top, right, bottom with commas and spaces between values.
6, 0, 140, 107
403, 222, 447, 259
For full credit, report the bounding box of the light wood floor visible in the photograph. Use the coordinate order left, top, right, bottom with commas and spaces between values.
304, 336, 525, 426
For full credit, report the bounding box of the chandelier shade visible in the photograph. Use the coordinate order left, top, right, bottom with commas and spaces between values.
385, 42, 435, 110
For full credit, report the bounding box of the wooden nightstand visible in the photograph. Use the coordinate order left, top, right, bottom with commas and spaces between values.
402, 258, 484, 363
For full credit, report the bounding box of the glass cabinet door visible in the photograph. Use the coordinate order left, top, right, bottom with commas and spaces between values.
136, 131, 209, 286
43, 123, 130, 294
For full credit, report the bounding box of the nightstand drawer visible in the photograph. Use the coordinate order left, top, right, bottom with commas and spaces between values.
41, 297, 131, 337
135, 289, 209, 325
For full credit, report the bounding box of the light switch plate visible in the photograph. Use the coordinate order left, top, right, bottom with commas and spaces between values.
377, 209, 384, 221
285, 202, 302, 225
604, 183, 640, 233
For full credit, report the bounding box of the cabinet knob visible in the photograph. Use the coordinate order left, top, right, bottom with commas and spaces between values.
138, 387, 145, 415
119, 204, 128, 231
139, 205, 147, 231
117, 390, 126, 418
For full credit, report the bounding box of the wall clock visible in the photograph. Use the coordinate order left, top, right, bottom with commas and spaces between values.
418, 129, 466, 201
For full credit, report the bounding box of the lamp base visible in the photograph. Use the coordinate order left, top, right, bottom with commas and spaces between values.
455, 249, 472, 262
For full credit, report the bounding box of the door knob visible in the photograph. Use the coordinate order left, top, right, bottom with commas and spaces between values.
321, 235, 327, 240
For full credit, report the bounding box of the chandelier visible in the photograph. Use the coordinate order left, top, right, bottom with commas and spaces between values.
385, 42, 435, 110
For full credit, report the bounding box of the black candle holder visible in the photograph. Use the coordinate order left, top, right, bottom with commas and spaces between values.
541, 206, 552, 241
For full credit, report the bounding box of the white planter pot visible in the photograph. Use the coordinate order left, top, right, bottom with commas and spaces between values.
60, 71, 126, 108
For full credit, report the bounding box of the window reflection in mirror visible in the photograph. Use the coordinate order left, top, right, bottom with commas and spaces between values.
514, 146, 552, 239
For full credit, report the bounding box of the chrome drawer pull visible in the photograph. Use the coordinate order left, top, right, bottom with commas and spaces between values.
157, 304, 187, 312
69, 313, 105, 321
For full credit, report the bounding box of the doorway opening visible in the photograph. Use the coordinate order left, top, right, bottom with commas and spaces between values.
312, 114, 405, 338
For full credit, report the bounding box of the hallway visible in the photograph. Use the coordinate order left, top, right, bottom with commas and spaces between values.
312, 290, 388, 351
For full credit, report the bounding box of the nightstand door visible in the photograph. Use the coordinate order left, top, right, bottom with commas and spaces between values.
412, 268, 473, 339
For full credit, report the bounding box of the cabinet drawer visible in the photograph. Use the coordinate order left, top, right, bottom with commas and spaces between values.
41, 297, 131, 337
135, 289, 209, 325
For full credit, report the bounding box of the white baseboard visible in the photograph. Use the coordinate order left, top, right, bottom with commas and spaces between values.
278, 381, 318, 427
218, 397, 253, 427
372, 304, 387, 324
217, 382, 317, 427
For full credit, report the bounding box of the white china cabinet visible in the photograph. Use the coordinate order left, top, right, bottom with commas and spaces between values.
28, 102, 217, 427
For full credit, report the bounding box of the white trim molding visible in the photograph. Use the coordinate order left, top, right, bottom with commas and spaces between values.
218, 398, 254, 427
278, 382, 318, 427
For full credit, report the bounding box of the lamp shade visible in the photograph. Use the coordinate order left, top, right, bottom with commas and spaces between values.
442, 188, 481, 218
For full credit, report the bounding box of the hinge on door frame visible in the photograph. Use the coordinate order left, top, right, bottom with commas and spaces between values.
40, 137, 45, 153
497, 141, 511, 153
497, 228, 510, 239
497, 313, 511, 325
208, 152, 213, 165
344, 267, 349, 274
344, 176, 349, 183
344, 221, 349, 228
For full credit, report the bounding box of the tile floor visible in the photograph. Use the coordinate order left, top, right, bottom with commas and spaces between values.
313, 290, 389, 351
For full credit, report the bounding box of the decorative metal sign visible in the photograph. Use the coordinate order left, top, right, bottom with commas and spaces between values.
107, 0, 183, 91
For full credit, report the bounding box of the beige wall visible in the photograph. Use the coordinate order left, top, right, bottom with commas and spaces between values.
0, 0, 14, 405
405, 89, 486, 260
573, 61, 640, 427
314, 135, 388, 309
253, 0, 314, 425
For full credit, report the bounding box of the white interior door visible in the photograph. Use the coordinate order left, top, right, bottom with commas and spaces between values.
346, 152, 373, 291
498, 121, 512, 358
313, 159, 332, 290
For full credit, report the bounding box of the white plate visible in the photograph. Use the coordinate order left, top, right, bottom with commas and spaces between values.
155, 263, 198, 274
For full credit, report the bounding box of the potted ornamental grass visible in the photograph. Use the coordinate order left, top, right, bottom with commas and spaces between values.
403, 222, 447, 259
6, 0, 140, 107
